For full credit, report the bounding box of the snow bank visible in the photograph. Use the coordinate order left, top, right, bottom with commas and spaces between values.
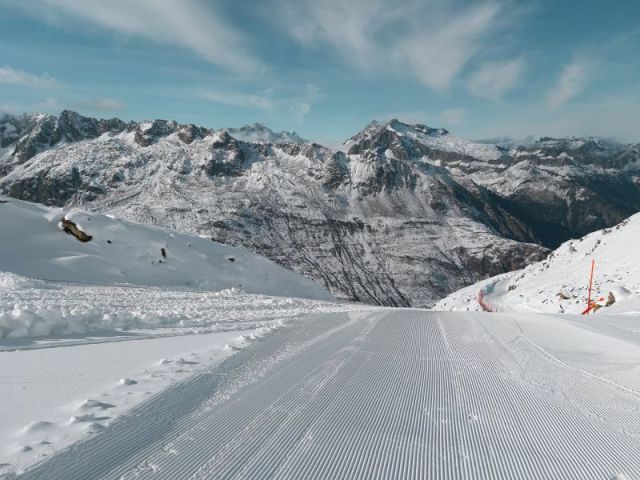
0, 197, 331, 300
0, 272, 362, 339
435, 212, 640, 315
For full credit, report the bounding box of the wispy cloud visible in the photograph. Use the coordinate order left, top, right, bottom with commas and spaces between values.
75, 97, 127, 112
200, 83, 320, 123
289, 83, 320, 123
547, 58, 593, 108
467, 96, 640, 143
373, 111, 430, 125
199, 90, 274, 110
440, 108, 465, 125
275, 0, 517, 91
0, 104, 22, 115
0, 66, 60, 89
27, 0, 261, 74
0, 97, 59, 114
468, 58, 524, 100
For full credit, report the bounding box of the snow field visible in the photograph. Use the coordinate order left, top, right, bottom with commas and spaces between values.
0, 293, 368, 475
435, 212, 640, 315
0, 329, 256, 474
0, 272, 354, 340
20, 310, 640, 479
0, 197, 331, 301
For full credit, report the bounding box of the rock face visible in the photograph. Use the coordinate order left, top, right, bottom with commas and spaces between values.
224, 123, 308, 144
2, 112, 639, 306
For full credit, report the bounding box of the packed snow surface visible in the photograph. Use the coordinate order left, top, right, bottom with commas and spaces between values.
0, 197, 331, 300
0, 276, 367, 474
435, 212, 640, 314
12, 310, 640, 479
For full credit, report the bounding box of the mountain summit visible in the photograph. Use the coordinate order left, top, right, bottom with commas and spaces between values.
225, 123, 308, 144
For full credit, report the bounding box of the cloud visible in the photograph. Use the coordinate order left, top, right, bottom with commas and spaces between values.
28, 0, 260, 73
289, 83, 320, 123
462, 92, 640, 143
547, 58, 593, 108
440, 108, 465, 125
468, 58, 524, 100
0, 66, 60, 89
76, 97, 127, 112
40, 97, 59, 109
199, 83, 320, 122
374, 111, 430, 125
0, 97, 59, 114
199, 90, 274, 110
0, 104, 23, 114
275, 0, 515, 91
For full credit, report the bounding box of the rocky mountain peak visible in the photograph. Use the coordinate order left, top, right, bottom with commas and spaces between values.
225, 123, 307, 144
386, 119, 449, 137
344, 119, 463, 163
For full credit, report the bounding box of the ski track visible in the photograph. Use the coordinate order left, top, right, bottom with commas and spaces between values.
18, 310, 640, 480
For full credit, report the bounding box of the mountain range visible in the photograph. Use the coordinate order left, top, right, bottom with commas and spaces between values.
1, 110, 639, 306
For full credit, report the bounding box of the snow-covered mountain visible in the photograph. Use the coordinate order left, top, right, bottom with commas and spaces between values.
225, 123, 307, 144
1, 110, 639, 306
0, 196, 331, 300
435, 212, 640, 315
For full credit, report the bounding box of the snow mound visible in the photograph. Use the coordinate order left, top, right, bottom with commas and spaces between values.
0, 273, 363, 339
434, 213, 640, 315
0, 197, 331, 300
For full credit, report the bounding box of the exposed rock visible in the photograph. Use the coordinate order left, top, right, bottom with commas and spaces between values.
606, 291, 616, 306
60, 218, 92, 242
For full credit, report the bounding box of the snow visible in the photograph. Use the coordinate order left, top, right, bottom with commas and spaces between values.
0, 275, 367, 473
387, 120, 502, 161
0, 329, 253, 473
225, 123, 307, 144
0, 197, 365, 474
340, 119, 503, 162
435, 212, 640, 315
0, 196, 331, 301
16, 309, 640, 479
0, 272, 356, 340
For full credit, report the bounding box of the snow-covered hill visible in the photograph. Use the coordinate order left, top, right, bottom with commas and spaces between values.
435, 212, 640, 315
0, 196, 331, 300
1, 110, 639, 306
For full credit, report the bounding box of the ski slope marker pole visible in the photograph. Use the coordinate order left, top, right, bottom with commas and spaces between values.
585, 259, 595, 315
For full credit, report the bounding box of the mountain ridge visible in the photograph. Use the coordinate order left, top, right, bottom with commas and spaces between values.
1, 110, 639, 306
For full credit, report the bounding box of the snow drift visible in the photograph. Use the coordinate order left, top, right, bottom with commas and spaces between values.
0, 196, 331, 300
434, 212, 640, 315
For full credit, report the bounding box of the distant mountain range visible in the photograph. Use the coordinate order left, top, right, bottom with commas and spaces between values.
1, 110, 639, 306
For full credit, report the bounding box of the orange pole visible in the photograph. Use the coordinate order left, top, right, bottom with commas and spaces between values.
586, 259, 595, 315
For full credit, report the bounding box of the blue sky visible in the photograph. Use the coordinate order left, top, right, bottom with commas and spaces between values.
1, 0, 639, 145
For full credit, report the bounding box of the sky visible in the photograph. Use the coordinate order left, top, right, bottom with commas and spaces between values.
1, 0, 639, 146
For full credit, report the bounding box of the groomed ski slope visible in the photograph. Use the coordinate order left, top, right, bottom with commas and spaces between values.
20, 310, 640, 480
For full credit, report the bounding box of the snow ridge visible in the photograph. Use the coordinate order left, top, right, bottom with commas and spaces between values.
225, 123, 308, 144
435, 212, 640, 315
